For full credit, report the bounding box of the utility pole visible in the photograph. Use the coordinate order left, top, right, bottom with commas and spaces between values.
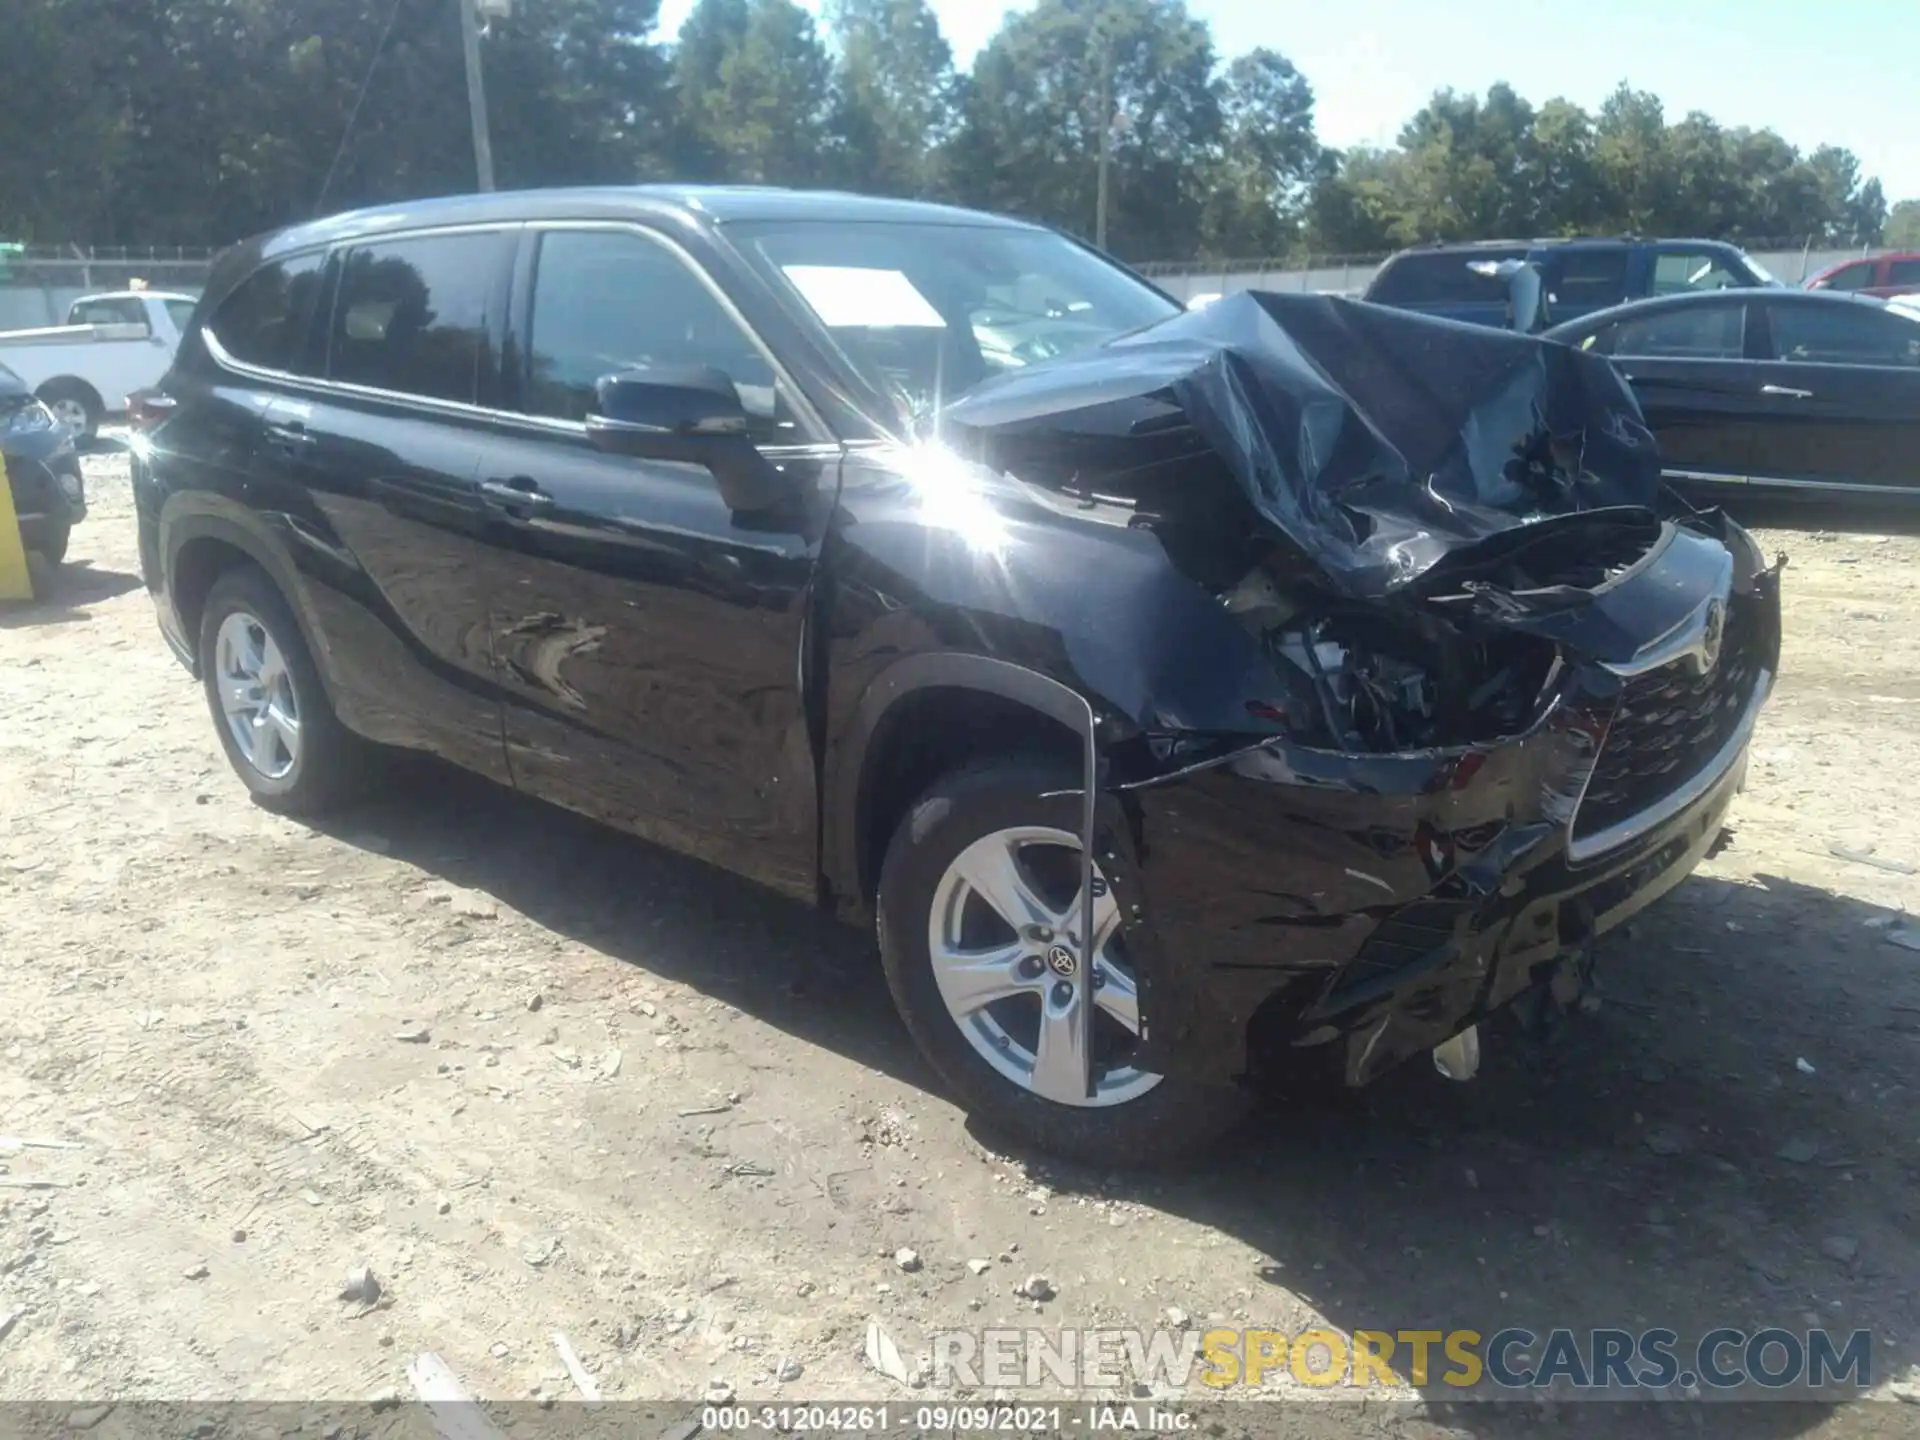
458, 0, 496, 192
1095, 47, 1112, 251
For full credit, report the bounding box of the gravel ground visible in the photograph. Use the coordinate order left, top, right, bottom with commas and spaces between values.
1, 454, 1917, 1437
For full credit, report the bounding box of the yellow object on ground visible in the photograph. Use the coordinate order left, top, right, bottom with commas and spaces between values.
0, 454, 35, 601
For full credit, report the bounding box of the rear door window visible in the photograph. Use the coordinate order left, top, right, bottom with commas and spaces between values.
327, 232, 504, 404
1609, 302, 1747, 359
1886, 259, 1920, 287
1652, 252, 1747, 295
1366, 250, 1525, 304
1542, 249, 1630, 311
205, 253, 326, 373
1767, 302, 1920, 367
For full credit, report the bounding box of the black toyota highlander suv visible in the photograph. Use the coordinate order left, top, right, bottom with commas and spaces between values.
134, 187, 1781, 1163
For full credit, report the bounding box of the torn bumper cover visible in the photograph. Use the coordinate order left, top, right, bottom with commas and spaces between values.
940, 292, 1782, 1087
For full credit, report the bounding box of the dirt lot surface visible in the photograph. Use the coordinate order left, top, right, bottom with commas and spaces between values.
2, 454, 1918, 1436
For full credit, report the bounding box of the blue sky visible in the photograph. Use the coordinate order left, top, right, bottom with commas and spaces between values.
654, 0, 1920, 202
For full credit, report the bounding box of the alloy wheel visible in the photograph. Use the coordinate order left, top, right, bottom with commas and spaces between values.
214, 611, 301, 780
926, 824, 1160, 1108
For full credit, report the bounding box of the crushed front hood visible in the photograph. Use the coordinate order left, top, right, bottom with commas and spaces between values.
939, 292, 1663, 600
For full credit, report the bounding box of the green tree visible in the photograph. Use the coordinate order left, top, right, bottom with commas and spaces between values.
1528, 98, 1601, 234
1304, 146, 1400, 255
1592, 84, 1676, 234
481, 0, 678, 189
1301, 78, 1885, 257
0, 0, 136, 241
1389, 84, 1536, 240
1847, 178, 1888, 245
1195, 48, 1319, 258
1659, 112, 1741, 236
672, 0, 751, 175
825, 0, 957, 197
0, 0, 678, 246
1887, 198, 1920, 248
674, 0, 831, 184
952, 0, 1222, 260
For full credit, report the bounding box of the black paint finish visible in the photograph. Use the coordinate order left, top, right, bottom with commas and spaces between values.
137, 186, 1785, 1093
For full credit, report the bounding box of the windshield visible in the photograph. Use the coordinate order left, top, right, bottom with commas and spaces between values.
727, 220, 1181, 427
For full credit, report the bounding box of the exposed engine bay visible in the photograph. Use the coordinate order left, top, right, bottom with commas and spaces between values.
1222, 507, 1671, 751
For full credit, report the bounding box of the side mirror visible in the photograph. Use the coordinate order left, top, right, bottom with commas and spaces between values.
586, 366, 795, 512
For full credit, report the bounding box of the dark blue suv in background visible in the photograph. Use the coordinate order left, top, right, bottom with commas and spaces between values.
1364, 237, 1779, 329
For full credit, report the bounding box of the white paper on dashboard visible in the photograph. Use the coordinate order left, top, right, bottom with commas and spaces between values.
782, 266, 947, 328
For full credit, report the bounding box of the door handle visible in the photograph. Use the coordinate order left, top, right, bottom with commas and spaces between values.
1760, 384, 1814, 399
263, 422, 315, 455
480, 477, 557, 514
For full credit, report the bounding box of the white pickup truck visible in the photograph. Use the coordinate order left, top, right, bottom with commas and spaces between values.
0, 289, 197, 442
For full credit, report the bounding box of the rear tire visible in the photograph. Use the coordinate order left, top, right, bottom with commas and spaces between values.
876, 759, 1250, 1167
37, 379, 101, 445
198, 564, 367, 813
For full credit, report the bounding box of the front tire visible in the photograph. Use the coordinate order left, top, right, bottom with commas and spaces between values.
198, 565, 366, 813
876, 760, 1250, 1166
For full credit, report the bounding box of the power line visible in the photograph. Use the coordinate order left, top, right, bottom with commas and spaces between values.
313, 0, 409, 216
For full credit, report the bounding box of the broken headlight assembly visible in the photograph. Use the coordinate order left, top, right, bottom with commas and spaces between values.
1264, 611, 1561, 752
1223, 561, 1567, 754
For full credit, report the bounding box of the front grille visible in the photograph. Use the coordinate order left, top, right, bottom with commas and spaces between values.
1571, 597, 1764, 846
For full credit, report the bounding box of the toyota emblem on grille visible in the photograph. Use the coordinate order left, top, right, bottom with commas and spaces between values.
1698, 599, 1725, 674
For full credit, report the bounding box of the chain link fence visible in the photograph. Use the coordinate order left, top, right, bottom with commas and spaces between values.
1136, 237, 1899, 305
0, 244, 217, 330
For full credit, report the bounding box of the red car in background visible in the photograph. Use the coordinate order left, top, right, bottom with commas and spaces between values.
1805, 252, 1920, 298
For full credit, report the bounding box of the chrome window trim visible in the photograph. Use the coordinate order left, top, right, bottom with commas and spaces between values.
201, 216, 835, 447
1566, 668, 1771, 864
1745, 473, 1918, 495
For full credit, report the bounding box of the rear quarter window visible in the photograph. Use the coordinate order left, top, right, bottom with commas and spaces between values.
205, 254, 326, 373
1366, 250, 1526, 305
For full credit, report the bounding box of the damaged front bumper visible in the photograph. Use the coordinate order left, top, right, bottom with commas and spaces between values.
1100, 535, 1782, 1090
